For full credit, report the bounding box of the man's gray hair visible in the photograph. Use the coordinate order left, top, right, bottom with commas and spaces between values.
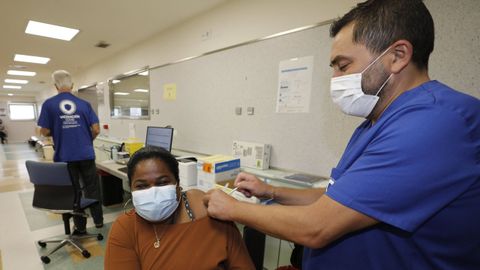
52, 70, 73, 90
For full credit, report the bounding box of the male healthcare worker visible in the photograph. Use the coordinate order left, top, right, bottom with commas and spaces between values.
38, 70, 104, 233
204, 0, 480, 269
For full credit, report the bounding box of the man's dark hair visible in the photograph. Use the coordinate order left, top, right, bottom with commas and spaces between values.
330, 0, 434, 70
127, 146, 179, 187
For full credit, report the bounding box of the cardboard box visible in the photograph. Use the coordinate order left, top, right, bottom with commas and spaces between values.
232, 140, 271, 170
197, 155, 240, 191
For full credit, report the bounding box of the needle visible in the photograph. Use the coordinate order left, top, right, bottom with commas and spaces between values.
228, 187, 239, 195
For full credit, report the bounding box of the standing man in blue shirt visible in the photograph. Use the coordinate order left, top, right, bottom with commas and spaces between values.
204, 0, 480, 269
38, 70, 104, 234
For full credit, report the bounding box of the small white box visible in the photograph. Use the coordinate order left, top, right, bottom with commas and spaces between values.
232, 141, 271, 170
178, 159, 197, 187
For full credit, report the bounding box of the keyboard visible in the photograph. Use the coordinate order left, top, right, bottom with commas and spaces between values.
118, 166, 128, 173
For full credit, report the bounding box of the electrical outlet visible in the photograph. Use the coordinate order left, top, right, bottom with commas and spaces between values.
201, 30, 212, 41
247, 107, 254, 115
235, 107, 242, 115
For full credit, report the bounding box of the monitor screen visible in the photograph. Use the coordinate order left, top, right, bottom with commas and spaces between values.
145, 126, 174, 152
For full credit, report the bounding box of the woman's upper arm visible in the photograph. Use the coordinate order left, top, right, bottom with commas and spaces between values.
104, 217, 141, 270
225, 222, 255, 270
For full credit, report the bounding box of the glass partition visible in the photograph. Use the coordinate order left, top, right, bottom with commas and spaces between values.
109, 68, 150, 119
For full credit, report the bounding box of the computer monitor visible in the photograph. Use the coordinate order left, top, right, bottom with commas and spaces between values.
145, 126, 174, 152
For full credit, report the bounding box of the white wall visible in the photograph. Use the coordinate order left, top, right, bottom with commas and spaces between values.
76, 0, 358, 139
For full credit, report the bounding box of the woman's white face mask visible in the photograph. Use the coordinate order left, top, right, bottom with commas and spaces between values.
330, 47, 393, 118
132, 184, 180, 222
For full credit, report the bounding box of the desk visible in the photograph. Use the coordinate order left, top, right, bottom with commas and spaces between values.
95, 159, 329, 193
95, 147, 329, 193
95, 159, 130, 191
95, 148, 207, 192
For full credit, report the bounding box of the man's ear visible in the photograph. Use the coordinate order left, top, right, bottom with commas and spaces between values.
389, 39, 413, 74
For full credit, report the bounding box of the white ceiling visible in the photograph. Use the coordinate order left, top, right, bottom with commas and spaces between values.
0, 0, 227, 97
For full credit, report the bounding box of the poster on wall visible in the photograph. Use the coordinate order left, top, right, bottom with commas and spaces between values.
163, 83, 177, 101
275, 56, 314, 113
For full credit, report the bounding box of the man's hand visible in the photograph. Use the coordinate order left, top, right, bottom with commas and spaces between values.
235, 172, 274, 199
203, 189, 238, 221
39, 127, 51, 137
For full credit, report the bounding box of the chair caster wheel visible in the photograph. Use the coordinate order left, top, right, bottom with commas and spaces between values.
82, 250, 91, 258
38, 241, 47, 248
41, 256, 51, 264
97, 234, 104, 241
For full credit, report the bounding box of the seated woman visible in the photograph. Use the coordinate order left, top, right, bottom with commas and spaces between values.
105, 146, 254, 270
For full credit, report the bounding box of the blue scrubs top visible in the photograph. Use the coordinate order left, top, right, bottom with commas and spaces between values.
303, 81, 480, 270
38, 92, 99, 162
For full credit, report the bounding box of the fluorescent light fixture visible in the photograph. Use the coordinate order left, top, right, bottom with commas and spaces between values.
25, 20, 79, 41
133, 89, 149, 93
8, 93, 14, 96
139, 71, 149, 76
14, 54, 50, 64
7, 70, 36, 76
3, 85, 22, 89
112, 80, 121, 84
114, 92, 130, 96
5, 79, 28, 84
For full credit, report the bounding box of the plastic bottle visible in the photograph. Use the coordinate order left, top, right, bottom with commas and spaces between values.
111, 146, 118, 161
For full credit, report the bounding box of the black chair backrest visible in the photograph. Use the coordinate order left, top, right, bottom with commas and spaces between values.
25, 160, 77, 211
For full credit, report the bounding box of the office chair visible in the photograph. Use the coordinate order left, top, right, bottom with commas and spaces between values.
25, 160, 103, 264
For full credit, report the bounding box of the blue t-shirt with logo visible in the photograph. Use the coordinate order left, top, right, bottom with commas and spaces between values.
303, 81, 480, 269
38, 92, 99, 162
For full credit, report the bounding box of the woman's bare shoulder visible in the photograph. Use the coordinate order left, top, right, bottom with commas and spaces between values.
185, 189, 208, 219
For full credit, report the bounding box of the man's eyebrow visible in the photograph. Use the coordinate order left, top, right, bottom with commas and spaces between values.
329, 55, 349, 67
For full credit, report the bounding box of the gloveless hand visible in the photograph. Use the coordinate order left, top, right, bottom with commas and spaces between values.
203, 189, 238, 221
234, 172, 274, 199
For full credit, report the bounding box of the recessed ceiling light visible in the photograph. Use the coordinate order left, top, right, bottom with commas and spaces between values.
7, 93, 14, 96
25, 20, 79, 41
133, 89, 149, 93
7, 70, 36, 76
112, 80, 120, 84
5, 79, 28, 84
3, 85, 22, 89
114, 92, 130, 96
14, 54, 50, 64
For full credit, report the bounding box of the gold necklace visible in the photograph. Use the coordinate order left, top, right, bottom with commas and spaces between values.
151, 197, 183, 248
152, 224, 168, 249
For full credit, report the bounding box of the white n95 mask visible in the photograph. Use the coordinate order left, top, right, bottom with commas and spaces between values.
132, 185, 180, 222
330, 47, 393, 118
